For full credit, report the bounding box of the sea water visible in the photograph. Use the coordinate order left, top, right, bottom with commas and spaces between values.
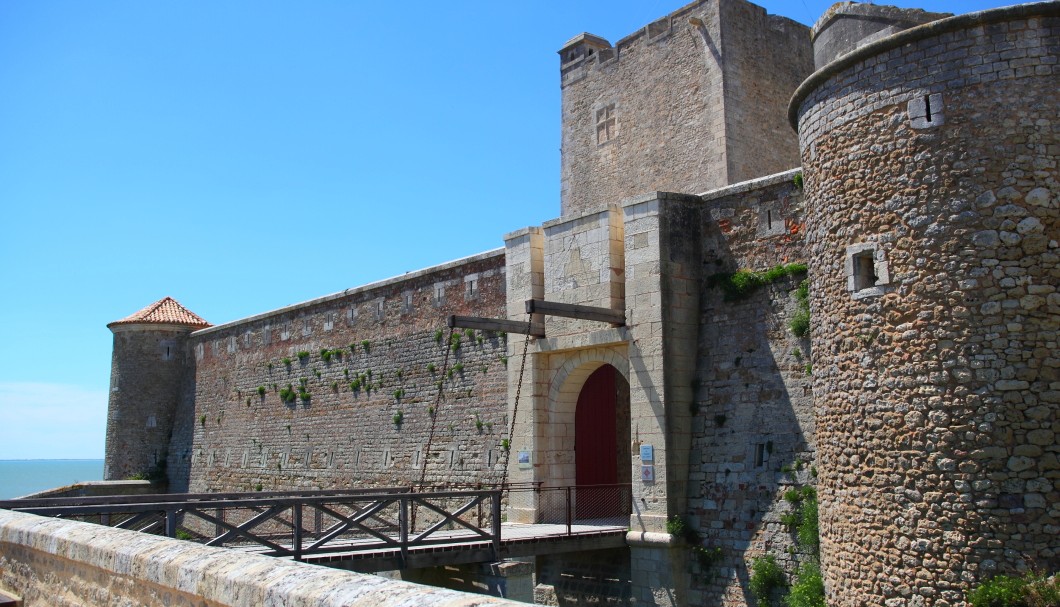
0, 459, 104, 499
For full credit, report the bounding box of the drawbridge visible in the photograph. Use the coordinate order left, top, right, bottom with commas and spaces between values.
0, 483, 630, 572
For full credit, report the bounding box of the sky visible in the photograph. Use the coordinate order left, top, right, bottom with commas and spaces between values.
0, 0, 1011, 460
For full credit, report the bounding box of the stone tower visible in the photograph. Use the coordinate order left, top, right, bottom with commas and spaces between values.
558, 0, 814, 216
791, 3, 1059, 605
104, 297, 210, 481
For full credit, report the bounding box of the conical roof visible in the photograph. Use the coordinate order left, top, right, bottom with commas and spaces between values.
107, 296, 211, 329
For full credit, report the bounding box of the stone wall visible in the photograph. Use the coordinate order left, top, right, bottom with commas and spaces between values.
792, 5, 1059, 605
0, 509, 523, 607
168, 250, 511, 493
684, 171, 815, 606
558, 0, 811, 217
16, 480, 159, 500
105, 325, 192, 481
719, 0, 813, 185
534, 549, 633, 606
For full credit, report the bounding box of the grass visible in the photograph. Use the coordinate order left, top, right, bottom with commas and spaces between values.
707, 263, 807, 302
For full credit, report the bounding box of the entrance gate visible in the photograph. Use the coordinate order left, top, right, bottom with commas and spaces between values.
574, 365, 625, 520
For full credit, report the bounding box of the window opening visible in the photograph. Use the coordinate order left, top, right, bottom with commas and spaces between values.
596, 104, 616, 145
754, 444, 767, 468
853, 250, 878, 291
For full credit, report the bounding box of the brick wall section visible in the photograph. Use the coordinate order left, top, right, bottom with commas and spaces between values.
558, 0, 810, 217
793, 5, 1059, 605
167, 251, 510, 494
683, 171, 814, 606
0, 510, 524, 607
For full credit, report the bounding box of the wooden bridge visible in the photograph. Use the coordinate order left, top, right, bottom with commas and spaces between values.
0, 484, 630, 572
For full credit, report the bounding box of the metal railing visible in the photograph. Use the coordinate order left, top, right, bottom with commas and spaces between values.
505, 483, 632, 533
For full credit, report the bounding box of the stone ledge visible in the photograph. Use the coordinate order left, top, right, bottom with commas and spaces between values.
0, 510, 522, 607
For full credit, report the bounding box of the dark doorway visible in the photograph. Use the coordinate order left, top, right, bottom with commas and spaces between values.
574, 365, 630, 520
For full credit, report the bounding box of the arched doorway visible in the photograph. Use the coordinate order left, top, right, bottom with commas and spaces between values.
574, 364, 631, 520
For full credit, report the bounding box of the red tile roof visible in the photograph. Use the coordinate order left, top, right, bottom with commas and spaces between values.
108, 297, 211, 329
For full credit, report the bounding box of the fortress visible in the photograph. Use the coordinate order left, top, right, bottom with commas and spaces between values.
95, 1, 1057, 606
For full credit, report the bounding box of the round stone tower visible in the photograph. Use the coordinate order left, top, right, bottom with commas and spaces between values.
791, 3, 1059, 606
104, 297, 210, 481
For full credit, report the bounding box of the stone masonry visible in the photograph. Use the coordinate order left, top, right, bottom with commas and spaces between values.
171, 250, 510, 494
558, 0, 812, 217
792, 3, 1060, 604
97, 2, 1058, 607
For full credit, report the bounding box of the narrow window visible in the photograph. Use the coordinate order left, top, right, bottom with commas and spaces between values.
767, 210, 773, 230
853, 250, 878, 291
302, 319, 311, 336
754, 444, 767, 468
908, 93, 944, 129
596, 104, 616, 145
324, 312, 334, 331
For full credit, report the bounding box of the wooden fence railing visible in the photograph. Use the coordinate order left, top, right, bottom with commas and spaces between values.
0, 487, 501, 564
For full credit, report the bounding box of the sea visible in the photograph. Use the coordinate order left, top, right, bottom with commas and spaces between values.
0, 459, 104, 499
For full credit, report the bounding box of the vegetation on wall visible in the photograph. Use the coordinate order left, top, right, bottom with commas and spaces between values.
749, 554, 787, 606
968, 572, 1059, 607
789, 280, 810, 338
707, 263, 807, 301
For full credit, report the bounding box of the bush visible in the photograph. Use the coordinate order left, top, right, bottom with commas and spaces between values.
785, 562, 825, 607
789, 309, 810, 338
969, 572, 1059, 607
797, 491, 819, 555
969, 575, 1030, 607
749, 555, 787, 607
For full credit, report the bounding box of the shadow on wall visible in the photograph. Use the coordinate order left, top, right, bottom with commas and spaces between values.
688, 194, 816, 604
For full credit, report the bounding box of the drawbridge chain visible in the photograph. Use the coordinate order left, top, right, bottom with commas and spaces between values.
500, 314, 533, 490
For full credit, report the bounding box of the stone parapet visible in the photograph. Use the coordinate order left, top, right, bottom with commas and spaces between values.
0, 510, 522, 607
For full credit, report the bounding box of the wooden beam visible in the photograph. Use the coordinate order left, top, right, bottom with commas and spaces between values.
447, 315, 545, 337
524, 299, 625, 325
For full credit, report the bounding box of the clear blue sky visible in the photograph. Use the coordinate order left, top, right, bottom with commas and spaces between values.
0, 0, 1006, 460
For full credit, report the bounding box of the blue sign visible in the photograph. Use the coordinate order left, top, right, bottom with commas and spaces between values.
640, 444, 654, 461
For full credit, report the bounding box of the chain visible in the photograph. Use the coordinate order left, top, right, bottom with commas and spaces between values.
499, 314, 534, 490
417, 327, 455, 491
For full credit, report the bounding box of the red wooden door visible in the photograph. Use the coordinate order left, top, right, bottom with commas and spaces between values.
575, 365, 619, 519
